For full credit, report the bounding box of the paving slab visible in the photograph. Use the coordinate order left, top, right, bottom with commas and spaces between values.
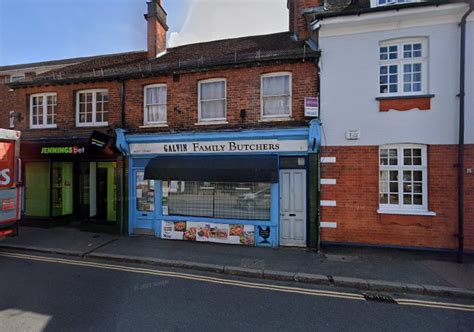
0, 226, 118, 256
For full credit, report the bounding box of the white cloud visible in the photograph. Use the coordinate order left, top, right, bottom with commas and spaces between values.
168, 0, 289, 47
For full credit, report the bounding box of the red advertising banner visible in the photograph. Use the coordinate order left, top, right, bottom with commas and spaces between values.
0, 142, 15, 189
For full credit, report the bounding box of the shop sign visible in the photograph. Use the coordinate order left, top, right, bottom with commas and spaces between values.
304, 97, 319, 117
161, 221, 255, 246
89, 131, 113, 149
131, 139, 308, 155
40, 146, 85, 155
0, 141, 14, 188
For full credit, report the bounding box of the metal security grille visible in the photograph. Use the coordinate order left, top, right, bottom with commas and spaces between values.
164, 181, 271, 221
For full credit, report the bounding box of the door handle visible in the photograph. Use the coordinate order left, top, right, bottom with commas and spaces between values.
289, 213, 296, 217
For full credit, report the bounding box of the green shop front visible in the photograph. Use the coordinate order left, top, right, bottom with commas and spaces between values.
20, 135, 122, 232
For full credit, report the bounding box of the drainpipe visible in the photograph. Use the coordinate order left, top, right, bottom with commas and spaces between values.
120, 80, 127, 236
457, 5, 472, 263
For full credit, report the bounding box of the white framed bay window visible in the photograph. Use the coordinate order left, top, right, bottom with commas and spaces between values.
379, 38, 428, 96
30, 93, 57, 129
198, 79, 227, 123
378, 144, 435, 215
76, 89, 108, 127
144, 84, 167, 125
261, 72, 292, 119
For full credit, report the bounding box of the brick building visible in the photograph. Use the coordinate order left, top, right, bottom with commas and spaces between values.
6, 0, 321, 245
300, 0, 473, 256
3, 0, 472, 254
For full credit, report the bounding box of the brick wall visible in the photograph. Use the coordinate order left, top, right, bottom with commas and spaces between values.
1, 81, 122, 139
0, 78, 18, 129
465, 144, 474, 251
320, 144, 474, 251
288, 0, 321, 40
2, 61, 317, 138
124, 61, 318, 132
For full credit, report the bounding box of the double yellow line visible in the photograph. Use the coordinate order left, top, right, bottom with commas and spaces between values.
1, 251, 473, 312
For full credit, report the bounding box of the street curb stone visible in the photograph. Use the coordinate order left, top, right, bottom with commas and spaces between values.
332, 276, 369, 290
87, 252, 225, 273
367, 280, 409, 293
0, 244, 84, 257
224, 266, 264, 278
2, 245, 474, 300
294, 272, 330, 285
263, 270, 296, 282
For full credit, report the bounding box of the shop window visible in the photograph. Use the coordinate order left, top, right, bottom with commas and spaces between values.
379, 144, 428, 212
30, 93, 57, 129
76, 89, 108, 127
261, 73, 292, 118
136, 171, 155, 212
162, 181, 271, 221
198, 79, 226, 122
144, 84, 167, 125
379, 38, 428, 96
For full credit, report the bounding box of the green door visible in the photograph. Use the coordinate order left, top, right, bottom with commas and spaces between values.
25, 162, 50, 217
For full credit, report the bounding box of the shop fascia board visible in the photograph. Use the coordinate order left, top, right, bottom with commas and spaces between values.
119, 127, 308, 144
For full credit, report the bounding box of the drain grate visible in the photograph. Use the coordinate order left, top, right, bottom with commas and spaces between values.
363, 293, 398, 304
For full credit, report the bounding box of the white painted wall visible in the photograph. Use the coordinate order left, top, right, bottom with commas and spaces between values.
318, 4, 473, 146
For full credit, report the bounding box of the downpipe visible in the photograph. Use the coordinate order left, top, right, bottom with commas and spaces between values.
457, 5, 472, 263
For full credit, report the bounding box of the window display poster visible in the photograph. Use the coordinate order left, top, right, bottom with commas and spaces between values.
161, 221, 255, 246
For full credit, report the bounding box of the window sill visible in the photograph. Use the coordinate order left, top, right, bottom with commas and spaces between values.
377, 209, 436, 216
194, 121, 228, 126
30, 125, 57, 130
376, 94, 434, 112
76, 123, 109, 128
258, 117, 293, 123
375, 94, 435, 101
140, 123, 168, 128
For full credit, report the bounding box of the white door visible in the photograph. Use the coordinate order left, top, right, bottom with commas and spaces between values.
280, 169, 307, 247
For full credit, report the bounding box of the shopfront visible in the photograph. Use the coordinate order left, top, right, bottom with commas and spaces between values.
116, 121, 320, 248
20, 134, 121, 230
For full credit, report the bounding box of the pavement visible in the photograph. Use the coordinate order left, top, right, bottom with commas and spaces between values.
1, 226, 474, 300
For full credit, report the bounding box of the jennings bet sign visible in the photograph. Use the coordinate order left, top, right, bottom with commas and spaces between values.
130, 139, 308, 155
40, 146, 85, 155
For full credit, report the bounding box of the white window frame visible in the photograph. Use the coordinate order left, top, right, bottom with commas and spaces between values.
76, 89, 109, 127
143, 84, 167, 125
378, 144, 432, 215
198, 78, 227, 123
29, 93, 57, 129
378, 38, 428, 97
260, 72, 292, 119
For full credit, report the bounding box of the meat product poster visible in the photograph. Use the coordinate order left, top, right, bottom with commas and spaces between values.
161, 221, 255, 246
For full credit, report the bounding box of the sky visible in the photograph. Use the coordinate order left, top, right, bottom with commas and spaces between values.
0, 0, 289, 66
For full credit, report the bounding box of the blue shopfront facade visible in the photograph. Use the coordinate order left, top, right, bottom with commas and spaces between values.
116, 121, 320, 248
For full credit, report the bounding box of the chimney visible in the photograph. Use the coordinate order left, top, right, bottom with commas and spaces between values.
145, 0, 168, 59
288, 0, 321, 40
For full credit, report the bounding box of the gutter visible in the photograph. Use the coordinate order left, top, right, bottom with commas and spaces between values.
7, 53, 320, 89
457, 3, 472, 264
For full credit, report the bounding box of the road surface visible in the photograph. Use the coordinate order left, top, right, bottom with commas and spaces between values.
0, 251, 472, 331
